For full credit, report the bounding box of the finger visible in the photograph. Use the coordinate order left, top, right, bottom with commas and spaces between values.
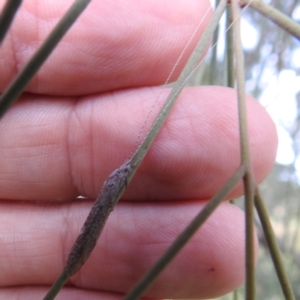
0, 0, 212, 95
0, 200, 249, 299
0, 86, 277, 201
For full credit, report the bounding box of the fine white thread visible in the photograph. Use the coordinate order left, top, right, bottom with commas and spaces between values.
174, 0, 254, 91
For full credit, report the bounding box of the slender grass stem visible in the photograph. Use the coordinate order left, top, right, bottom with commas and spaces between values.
43, 271, 68, 300
225, 4, 235, 88
0, 0, 22, 45
130, 0, 227, 170
241, 0, 300, 40
231, 1, 256, 299
123, 166, 245, 300
254, 189, 295, 300
226, 1, 236, 205
0, 0, 91, 119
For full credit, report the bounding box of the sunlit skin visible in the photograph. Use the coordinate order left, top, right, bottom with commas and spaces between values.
0, 1, 277, 299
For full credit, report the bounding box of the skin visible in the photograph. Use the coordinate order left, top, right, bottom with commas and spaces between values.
0, 1, 278, 299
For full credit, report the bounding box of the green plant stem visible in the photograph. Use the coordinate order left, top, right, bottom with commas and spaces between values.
43, 271, 68, 300
123, 166, 245, 300
254, 190, 295, 300
0, 0, 22, 45
0, 0, 91, 120
241, 0, 300, 40
208, 0, 220, 85
225, 3, 235, 88
130, 0, 228, 170
231, 1, 256, 299
233, 289, 239, 300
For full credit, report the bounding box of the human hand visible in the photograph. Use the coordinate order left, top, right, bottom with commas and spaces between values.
0, 1, 277, 299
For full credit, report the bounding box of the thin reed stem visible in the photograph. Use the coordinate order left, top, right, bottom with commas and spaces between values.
123, 166, 245, 300
231, 1, 256, 299
43, 271, 68, 300
0, 0, 22, 45
254, 189, 295, 300
225, 3, 235, 88
130, 0, 227, 170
